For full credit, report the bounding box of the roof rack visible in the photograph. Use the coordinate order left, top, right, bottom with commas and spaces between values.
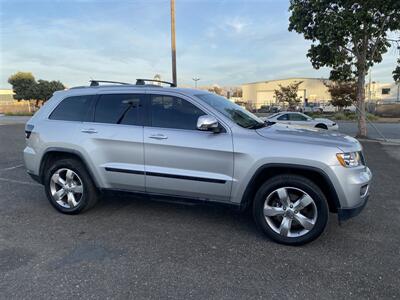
89, 80, 131, 87
136, 79, 176, 87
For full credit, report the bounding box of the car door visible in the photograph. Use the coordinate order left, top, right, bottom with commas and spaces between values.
288, 113, 310, 127
79, 92, 146, 191
143, 92, 234, 202
276, 113, 290, 124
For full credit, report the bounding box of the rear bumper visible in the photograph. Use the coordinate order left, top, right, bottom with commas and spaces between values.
338, 194, 369, 222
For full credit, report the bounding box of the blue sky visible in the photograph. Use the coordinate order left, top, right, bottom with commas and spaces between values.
0, 0, 398, 89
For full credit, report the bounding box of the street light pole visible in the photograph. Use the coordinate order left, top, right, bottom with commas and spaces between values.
170, 0, 177, 86
192, 77, 200, 88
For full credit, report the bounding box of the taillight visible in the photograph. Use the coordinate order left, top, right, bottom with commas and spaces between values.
25, 124, 34, 139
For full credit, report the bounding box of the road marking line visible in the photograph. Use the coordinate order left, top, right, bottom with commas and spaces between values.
0, 177, 41, 186
0, 164, 24, 171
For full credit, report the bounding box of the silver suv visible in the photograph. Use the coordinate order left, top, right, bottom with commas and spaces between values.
23, 80, 372, 245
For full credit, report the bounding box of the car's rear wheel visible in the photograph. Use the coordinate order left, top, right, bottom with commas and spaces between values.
44, 158, 98, 214
253, 175, 328, 245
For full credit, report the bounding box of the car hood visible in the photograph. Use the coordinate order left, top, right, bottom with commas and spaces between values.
256, 123, 360, 152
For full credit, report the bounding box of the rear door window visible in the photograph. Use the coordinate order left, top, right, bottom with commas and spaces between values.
49, 95, 94, 121
277, 114, 289, 121
94, 94, 145, 125
289, 114, 307, 121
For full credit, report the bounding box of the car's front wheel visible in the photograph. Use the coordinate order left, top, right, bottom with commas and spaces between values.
44, 158, 98, 214
253, 175, 328, 245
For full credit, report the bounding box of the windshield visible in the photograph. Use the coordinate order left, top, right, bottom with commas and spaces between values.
196, 93, 265, 129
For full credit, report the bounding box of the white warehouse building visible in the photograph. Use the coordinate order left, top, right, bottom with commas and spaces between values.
242, 78, 332, 108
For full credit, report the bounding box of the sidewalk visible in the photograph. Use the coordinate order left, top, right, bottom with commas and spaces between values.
0, 115, 31, 125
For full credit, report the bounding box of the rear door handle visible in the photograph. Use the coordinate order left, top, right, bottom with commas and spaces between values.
81, 128, 98, 134
149, 134, 168, 140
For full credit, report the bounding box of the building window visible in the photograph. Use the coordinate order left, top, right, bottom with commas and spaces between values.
382, 88, 390, 95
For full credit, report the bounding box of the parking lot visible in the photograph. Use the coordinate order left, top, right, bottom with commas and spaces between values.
1, 123, 399, 299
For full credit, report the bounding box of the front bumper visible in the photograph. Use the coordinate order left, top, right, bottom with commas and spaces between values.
327, 164, 372, 221
329, 124, 339, 131
338, 194, 369, 221
27, 171, 42, 184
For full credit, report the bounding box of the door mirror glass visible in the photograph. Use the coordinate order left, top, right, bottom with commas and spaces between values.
197, 115, 219, 132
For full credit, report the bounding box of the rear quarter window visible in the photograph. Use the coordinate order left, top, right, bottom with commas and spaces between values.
49, 95, 93, 121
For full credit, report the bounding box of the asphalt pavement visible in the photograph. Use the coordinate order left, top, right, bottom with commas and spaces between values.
337, 121, 400, 141
1, 124, 400, 299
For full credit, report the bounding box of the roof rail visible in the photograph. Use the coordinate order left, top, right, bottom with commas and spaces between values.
89, 80, 131, 86
136, 79, 176, 87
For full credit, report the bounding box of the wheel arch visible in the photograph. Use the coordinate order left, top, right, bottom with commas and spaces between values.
315, 123, 328, 129
240, 163, 340, 213
39, 147, 100, 188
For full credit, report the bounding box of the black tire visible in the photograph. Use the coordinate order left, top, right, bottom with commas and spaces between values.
253, 175, 328, 246
44, 158, 98, 214
315, 123, 328, 130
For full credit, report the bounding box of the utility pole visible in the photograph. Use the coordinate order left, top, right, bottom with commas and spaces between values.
170, 0, 177, 86
192, 77, 200, 88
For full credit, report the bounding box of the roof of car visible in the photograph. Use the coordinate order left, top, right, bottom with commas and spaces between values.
59, 85, 209, 97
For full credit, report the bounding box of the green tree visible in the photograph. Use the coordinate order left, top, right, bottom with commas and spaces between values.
8, 72, 65, 106
7, 72, 36, 101
325, 81, 356, 110
289, 0, 400, 137
34, 80, 65, 102
394, 58, 400, 82
274, 81, 303, 109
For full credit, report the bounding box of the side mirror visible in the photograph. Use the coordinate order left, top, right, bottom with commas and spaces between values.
197, 115, 220, 132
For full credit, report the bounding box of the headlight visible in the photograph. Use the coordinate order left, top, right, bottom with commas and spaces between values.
336, 151, 364, 168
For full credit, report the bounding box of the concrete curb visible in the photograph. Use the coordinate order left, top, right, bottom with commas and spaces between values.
357, 137, 400, 146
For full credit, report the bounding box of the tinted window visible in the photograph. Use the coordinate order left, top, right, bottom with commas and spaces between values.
289, 113, 307, 121
277, 114, 289, 121
150, 95, 204, 130
50, 95, 93, 121
94, 94, 145, 125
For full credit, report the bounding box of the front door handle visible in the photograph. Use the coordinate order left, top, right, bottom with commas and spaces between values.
81, 128, 98, 134
149, 134, 168, 140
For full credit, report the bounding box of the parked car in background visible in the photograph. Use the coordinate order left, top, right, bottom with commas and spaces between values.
321, 103, 337, 113
258, 105, 270, 113
270, 105, 282, 113
264, 112, 338, 130
312, 106, 323, 113
344, 105, 357, 113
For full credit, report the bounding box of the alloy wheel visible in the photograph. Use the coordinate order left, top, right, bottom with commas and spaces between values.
50, 168, 84, 209
263, 187, 318, 237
